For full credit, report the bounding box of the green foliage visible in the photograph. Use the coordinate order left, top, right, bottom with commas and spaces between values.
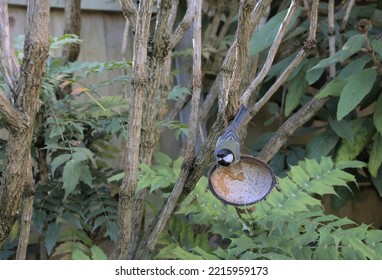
329, 119, 354, 144
314, 78, 346, 98
337, 68, 377, 120
374, 93, 382, 134
159, 121, 189, 140
157, 157, 382, 260
72, 245, 108, 260
49, 34, 82, 56
2, 1, 382, 261
369, 132, 382, 177
285, 66, 308, 117
136, 153, 182, 194
307, 34, 366, 83
249, 7, 302, 56
0, 34, 127, 259
248, 1, 382, 197
167, 86, 190, 101
335, 118, 375, 162
32, 184, 117, 259
306, 130, 339, 160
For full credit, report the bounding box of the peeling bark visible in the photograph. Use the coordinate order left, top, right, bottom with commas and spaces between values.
0, 1, 50, 255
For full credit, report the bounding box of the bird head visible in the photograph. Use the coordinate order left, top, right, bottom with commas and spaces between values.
216, 148, 235, 166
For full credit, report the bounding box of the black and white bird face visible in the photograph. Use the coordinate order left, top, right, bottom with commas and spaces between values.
216, 148, 235, 166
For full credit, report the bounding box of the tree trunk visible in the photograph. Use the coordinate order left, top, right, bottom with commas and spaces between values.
112, 0, 154, 260
0, 0, 50, 252
114, 0, 195, 259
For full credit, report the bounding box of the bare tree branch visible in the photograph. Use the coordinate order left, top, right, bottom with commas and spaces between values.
220, 0, 256, 113
0, 0, 50, 255
16, 0, 50, 260
340, 0, 356, 33
15, 0, 51, 109
308, 0, 319, 43
240, 0, 300, 106
124, 0, 176, 258
328, 0, 336, 77
169, 0, 196, 50
117, 0, 197, 259
62, 0, 81, 64
113, 0, 154, 260
216, 4, 237, 42
119, 0, 138, 32
0, 88, 29, 132
16, 183, 34, 259
133, 0, 272, 260
250, 0, 273, 27
240, 6, 270, 94
168, 0, 179, 29
258, 97, 329, 162
0, 0, 20, 94
55, 0, 82, 100
358, 20, 382, 76
164, 1, 273, 207
121, 20, 130, 99
253, 0, 321, 162
135, 0, 200, 259
200, 0, 272, 122
246, 0, 318, 120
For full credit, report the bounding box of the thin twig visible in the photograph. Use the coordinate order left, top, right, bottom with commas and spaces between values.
169, 0, 196, 50
207, 3, 223, 42
340, 0, 355, 33
247, 0, 319, 119
240, 5, 270, 94
240, 0, 300, 106
307, 0, 319, 42
250, 0, 273, 26
216, 4, 237, 42
168, 0, 179, 30
48, 101, 66, 143
328, 0, 336, 77
185, 0, 202, 161
354, 19, 382, 76
364, 36, 382, 76
256, 0, 322, 162
249, 50, 306, 118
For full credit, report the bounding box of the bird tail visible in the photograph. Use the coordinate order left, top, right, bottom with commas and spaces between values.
232, 105, 249, 128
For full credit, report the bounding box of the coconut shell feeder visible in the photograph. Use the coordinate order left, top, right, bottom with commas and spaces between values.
208, 155, 276, 206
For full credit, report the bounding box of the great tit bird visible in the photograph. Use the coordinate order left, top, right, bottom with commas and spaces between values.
214, 105, 249, 166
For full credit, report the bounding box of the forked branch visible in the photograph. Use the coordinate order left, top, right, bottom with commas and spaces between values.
246, 0, 319, 119
135, 0, 200, 259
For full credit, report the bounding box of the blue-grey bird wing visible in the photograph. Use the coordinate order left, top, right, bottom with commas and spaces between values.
231, 105, 248, 128
217, 124, 240, 143
217, 105, 248, 143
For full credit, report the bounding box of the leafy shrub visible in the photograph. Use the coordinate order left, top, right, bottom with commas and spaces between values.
157, 157, 382, 260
